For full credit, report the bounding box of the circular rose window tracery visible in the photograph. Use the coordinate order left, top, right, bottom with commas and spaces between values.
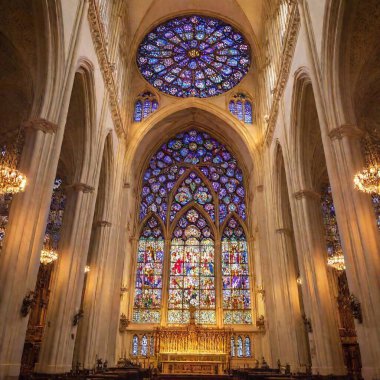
137, 15, 251, 98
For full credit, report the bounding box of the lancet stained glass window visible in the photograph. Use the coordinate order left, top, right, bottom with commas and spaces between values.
222, 217, 252, 324
137, 15, 251, 98
141, 335, 148, 356
132, 216, 164, 323
245, 336, 251, 357
135, 129, 251, 325
229, 93, 254, 124
168, 208, 215, 324
44, 177, 67, 251
134, 92, 158, 122
132, 335, 139, 356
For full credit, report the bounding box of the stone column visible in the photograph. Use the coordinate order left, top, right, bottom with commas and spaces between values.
0, 120, 59, 379
35, 183, 96, 374
328, 125, 380, 379
292, 190, 346, 375
74, 220, 113, 368
273, 227, 309, 371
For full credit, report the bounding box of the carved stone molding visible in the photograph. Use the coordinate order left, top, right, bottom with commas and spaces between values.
67, 183, 95, 193
265, 4, 301, 145
87, 0, 125, 137
22, 118, 58, 134
96, 220, 112, 227
293, 189, 321, 201
328, 124, 364, 141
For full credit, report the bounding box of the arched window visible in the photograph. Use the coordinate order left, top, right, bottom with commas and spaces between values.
134, 92, 158, 122
231, 336, 235, 357
237, 336, 243, 357
132, 335, 139, 356
222, 217, 252, 324
132, 216, 164, 323
135, 129, 251, 325
168, 209, 215, 324
141, 335, 148, 356
43, 178, 66, 251
320, 184, 345, 269
245, 336, 251, 357
229, 93, 254, 124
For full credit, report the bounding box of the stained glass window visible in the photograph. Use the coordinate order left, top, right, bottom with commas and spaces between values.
132, 335, 139, 356
231, 336, 235, 357
140, 130, 245, 224
245, 336, 251, 357
134, 101, 142, 122
229, 93, 254, 124
320, 185, 343, 257
141, 335, 148, 356
237, 336, 243, 357
0, 193, 12, 251
132, 216, 164, 323
371, 194, 380, 230
168, 208, 215, 324
222, 217, 252, 324
137, 15, 251, 98
134, 92, 158, 122
44, 177, 66, 251
170, 171, 214, 221
135, 129, 251, 325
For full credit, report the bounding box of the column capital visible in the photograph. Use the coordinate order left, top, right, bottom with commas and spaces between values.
95, 220, 112, 227
66, 183, 95, 193
293, 189, 320, 201
22, 118, 58, 134
328, 124, 363, 141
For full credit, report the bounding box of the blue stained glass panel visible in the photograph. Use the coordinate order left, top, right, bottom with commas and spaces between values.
244, 101, 252, 124
137, 16, 251, 98
134, 100, 142, 122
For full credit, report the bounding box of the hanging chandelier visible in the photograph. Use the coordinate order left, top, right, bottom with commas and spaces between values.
40, 238, 58, 265
84, 265, 90, 273
354, 134, 380, 194
0, 131, 27, 195
327, 250, 346, 271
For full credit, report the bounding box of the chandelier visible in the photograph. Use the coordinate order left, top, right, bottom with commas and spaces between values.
84, 265, 90, 273
40, 247, 58, 265
40, 237, 58, 265
327, 250, 346, 271
354, 134, 380, 194
0, 132, 27, 195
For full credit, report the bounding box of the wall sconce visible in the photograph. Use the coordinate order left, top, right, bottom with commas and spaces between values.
296, 276, 302, 285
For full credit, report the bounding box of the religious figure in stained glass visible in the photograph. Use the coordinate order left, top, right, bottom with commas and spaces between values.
137, 16, 251, 98
245, 336, 251, 357
237, 336, 243, 357
134, 129, 252, 325
141, 335, 148, 356
168, 208, 215, 324
132, 335, 139, 356
222, 217, 252, 324
132, 216, 164, 323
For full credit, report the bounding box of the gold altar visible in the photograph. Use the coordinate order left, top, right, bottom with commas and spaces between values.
154, 313, 232, 375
